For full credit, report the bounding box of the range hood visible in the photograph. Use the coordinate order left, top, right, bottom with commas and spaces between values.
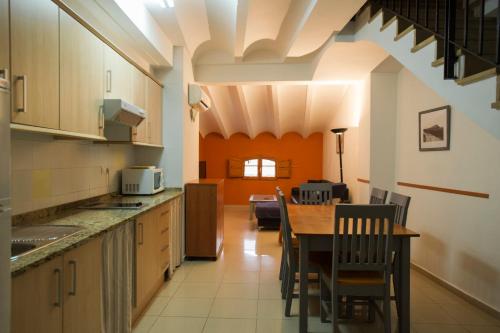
103, 99, 146, 127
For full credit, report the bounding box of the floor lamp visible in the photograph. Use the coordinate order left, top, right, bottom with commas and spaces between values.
330, 128, 347, 183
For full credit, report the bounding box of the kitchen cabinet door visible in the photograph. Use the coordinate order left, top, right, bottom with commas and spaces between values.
131, 68, 148, 143
104, 46, 132, 101
60, 11, 104, 136
135, 210, 160, 317
63, 237, 103, 333
146, 78, 163, 146
11, 256, 63, 333
10, 0, 59, 129
157, 203, 171, 274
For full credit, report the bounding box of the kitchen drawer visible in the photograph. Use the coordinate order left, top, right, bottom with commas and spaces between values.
158, 203, 171, 231
159, 243, 170, 272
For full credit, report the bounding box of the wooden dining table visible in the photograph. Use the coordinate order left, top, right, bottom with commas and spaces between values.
287, 204, 420, 333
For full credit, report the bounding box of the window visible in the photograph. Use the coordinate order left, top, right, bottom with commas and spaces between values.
261, 159, 276, 178
244, 159, 259, 177
243, 158, 276, 179
228, 158, 290, 179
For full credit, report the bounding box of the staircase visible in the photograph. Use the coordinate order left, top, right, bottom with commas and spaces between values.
361, 0, 500, 109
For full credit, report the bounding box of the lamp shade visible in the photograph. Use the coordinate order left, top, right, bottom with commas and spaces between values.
330, 128, 348, 135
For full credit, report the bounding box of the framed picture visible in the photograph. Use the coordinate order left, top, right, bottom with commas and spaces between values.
419, 106, 451, 151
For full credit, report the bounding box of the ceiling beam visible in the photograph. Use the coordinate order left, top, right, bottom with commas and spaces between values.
234, 0, 249, 57
195, 61, 315, 83
228, 86, 255, 139
302, 85, 313, 138
202, 86, 230, 139
266, 85, 281, 138
278, 0, 317, 59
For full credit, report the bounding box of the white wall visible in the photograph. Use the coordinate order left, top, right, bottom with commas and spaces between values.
11, 133, 135, 215
323, 78, 370, 203
136, 46, 199, 187
395, 68, 500, 311
323, 65, 500, 312
370, 73, 398, 192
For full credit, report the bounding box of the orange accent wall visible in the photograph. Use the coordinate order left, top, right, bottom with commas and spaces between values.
199, 132, 324, 205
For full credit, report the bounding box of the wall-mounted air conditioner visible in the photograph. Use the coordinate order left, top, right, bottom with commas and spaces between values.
188, 84, 211, 120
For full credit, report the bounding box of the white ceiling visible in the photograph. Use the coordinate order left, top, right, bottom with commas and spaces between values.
141, 0, 387, 138
199, 83, 349, 139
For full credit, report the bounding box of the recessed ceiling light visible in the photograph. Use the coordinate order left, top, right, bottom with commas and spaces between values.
164, 0, 174, 8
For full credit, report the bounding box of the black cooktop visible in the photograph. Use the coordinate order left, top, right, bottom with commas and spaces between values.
81, 201, 145, 210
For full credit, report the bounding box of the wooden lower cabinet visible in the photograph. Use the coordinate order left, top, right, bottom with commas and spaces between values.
63, 238, 103, 333
11, 237, 102, 333
185, 179, 224, 259
11, 256, 63, 333
133, 202, 172, 323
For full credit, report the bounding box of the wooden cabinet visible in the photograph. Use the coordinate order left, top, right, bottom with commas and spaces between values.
132, 68, 148, 143
185, 179, 224, 259
11, 256, 63, 333
60, 11, 104, 136
134, 210, 161, 319
146, 78, 163, 146
10, 0, 59, 129
104, 46, 133, 102
11, 237, 102, 333
63, 238, 102, 333
133, 202, 172, 322
157, 203, 171, 274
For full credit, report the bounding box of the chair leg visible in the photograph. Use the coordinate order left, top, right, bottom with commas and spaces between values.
279, 245, 285, 281
319, 274, 330, 323
285, 268, 295, 317
331, 290, 339, 333
384, 286, 392, 333
281, 262, 288, 299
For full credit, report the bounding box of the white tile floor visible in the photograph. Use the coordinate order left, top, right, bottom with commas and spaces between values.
134, 206, 500, 333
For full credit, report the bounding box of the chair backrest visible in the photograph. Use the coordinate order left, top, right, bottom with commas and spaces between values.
369, 187, 388, 204
388, 192, 411, 227
332, 204, 396, 276
299, 183, 334, 205
276, 187, 295, 271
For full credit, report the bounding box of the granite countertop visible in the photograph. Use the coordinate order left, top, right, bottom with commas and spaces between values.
11, 189, 183, 276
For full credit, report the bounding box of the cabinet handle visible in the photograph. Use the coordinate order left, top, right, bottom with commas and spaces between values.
138, 223, 144, 245
99, 105, 105, 129
160, 209, 170, 217
15, 75, 27, 113
0, 68, 9, 90
161, 244, 169, 252
54, 268, 62, 307
69, 260, 77, 296
160, 227, 168, 234
106, 70, 112, 93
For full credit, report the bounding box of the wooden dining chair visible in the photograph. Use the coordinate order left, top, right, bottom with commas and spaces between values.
369, 187, 388, 204
319, 204, 396, 333
299, 183, 334, 205
277, 189, 325, 316
388, 192, 411, 227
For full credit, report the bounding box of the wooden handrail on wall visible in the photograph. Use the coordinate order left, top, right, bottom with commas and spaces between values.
397, 182, 489, 199
357, 178, 370, 184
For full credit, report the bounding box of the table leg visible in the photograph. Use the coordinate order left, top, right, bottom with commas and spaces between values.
249, 202, 254, 220
299, 236, 309, 333
398, 238, 410, 333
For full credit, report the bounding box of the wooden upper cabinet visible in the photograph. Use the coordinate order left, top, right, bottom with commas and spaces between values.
132, 68, 148, 143
11, 256, 64, 333
63, 237, 102, 333
147, 78, 163, 146
104, 46, 132, 101
60, 11, 104, 136
10, 0, 59, 129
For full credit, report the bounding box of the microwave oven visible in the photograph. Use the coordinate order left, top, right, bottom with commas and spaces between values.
122, 166, 164, 195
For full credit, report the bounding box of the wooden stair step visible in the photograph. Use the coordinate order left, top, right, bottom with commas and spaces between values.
394, 24, 415, 41
456, 67, 497, 86
411, 35, 436, 53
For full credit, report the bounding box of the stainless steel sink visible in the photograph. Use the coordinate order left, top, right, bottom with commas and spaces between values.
11, 225, 84, 260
